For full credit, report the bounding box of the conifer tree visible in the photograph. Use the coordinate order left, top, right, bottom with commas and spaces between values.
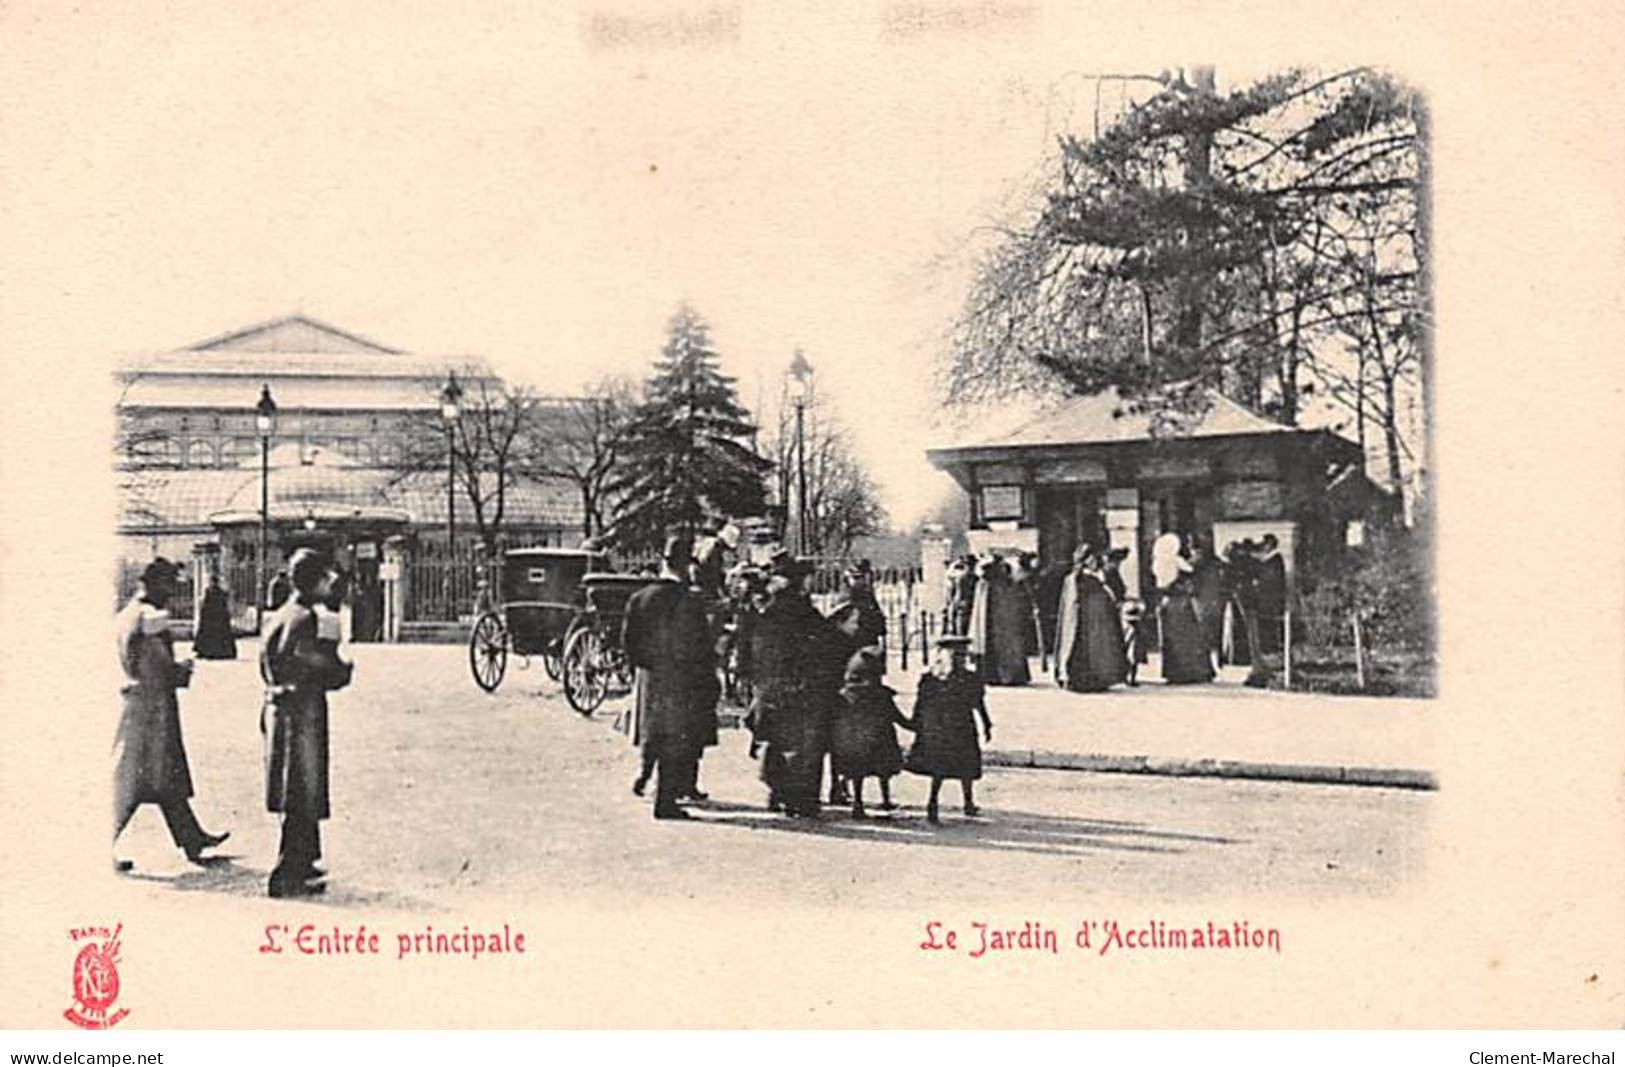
608, 305, 772, 554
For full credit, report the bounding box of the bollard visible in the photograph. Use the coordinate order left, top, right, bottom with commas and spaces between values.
1283, 609, 1293, 689
1353, 611, 1366, 691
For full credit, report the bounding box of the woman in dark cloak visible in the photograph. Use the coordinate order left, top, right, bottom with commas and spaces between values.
1054, 547, 1129, 693
748, 561, 827, 818
193, 576, 237, 659
969, 555, 1031, 686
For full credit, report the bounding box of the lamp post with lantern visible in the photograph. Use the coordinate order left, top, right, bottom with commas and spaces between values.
440, 372, 464, 615
254, 383, 277, 634
786, 351, 814, 556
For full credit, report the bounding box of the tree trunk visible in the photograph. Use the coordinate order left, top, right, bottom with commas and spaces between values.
1382, 368, 1405, 512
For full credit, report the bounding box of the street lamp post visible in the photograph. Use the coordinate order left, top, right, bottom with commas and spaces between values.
787, 351, 813, 556
254, 383, 277, 634
440, 372, 464, 616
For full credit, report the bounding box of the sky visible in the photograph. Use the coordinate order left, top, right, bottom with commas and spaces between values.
3, 2, 1282, 530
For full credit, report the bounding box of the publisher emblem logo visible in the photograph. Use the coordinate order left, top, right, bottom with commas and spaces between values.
64, 922, 129, 1029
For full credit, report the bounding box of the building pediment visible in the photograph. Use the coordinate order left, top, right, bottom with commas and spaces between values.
189, 315, 402, 355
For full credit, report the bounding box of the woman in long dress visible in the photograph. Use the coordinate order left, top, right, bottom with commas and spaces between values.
969, 555, 1031, 686
193, 577, 237, 660
1152, 533, 1215, 685
1054, 546, 1129, 693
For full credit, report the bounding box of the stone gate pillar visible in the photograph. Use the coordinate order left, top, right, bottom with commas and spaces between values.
1105, 488, 1141, 598
918, 524, 951, 620
381, 536, 409, 643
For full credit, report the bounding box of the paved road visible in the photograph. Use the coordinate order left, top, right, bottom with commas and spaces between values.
110, 643, 1429, 911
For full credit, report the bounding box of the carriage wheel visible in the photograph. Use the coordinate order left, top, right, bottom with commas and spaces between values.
469, 613, 508, 693
541, 643, 562, 682
562, 627, 608, 715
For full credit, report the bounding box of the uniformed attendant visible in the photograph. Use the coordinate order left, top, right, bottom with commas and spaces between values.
905, 635, 993, 824
113, 558, 229, 871
621, 535, 719, 820
260, 549, 352, 897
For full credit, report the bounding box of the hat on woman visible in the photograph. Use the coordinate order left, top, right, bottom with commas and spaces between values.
843, 646, 885, 684
141, 557, 181, 586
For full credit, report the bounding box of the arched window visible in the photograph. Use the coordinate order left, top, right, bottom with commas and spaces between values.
186, 440, 215, 468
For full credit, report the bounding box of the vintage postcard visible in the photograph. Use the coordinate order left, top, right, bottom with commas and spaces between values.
0, 0, 1621, 1035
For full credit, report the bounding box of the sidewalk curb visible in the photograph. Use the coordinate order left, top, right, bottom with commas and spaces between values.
984, 748, 1437, 791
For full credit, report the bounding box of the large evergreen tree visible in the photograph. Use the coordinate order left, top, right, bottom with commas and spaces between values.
607, 305, 772, 554
945, 66, 1428, 506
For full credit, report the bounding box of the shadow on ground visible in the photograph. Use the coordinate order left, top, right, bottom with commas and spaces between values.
119, 855, 435, 911
691, 800, 1241, 859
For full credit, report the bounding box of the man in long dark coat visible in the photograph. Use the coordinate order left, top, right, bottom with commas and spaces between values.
260, 549, 352, 897
1255, 534, 1289, 655
622, 535, 718, 820
113, 558, 229, 872
1190, 541, 1228, 669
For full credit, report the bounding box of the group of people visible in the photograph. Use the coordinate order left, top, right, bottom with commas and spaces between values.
113, 549, 355, 898
942, 530, 1291, 692
621, 533, 994, 824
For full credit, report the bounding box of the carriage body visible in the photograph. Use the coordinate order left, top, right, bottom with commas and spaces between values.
556, 573, 661, 712
499, 548, 606, 656
468, 547, 607, 693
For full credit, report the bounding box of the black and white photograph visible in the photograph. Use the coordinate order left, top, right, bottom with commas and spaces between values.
1, 0, 1621, 1044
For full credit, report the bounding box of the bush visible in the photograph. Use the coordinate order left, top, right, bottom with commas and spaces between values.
1301, 523, 1435, 654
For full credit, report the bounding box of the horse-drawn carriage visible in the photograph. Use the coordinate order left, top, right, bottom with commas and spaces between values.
467, 547, 657, 714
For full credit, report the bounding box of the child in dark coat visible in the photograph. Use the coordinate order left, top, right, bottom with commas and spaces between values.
905, 635, 993, 823
831, 648, 911, 818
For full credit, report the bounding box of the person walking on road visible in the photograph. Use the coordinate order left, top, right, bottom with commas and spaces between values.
260, 549, 353, 897
830, 647, 911, 818
905, 635, 992, 824
621, 535, 720, 820
112, 558, 230, 872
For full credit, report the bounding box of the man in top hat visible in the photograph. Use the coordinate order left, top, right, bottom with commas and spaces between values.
621, 533, 720, 819
113, 558, 230, 871
260, 548, 353, 896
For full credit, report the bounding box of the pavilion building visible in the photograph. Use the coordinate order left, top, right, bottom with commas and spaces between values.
925, 388, 1393, 598
116, 315, 581, 638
